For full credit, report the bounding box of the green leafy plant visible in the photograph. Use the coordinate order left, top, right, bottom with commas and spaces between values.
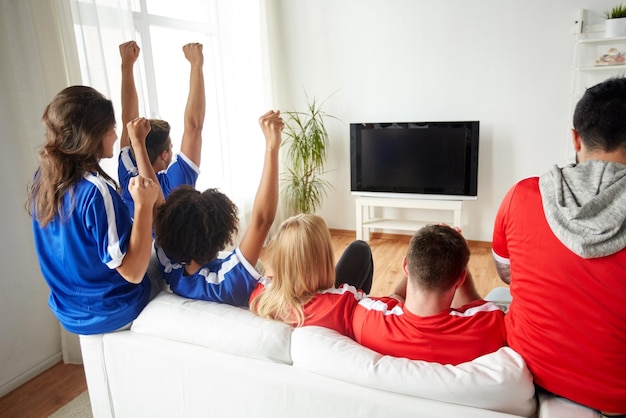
604, 4, 626, 19
281, 94, 337, 214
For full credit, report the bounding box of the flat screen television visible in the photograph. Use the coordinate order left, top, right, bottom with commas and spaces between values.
350, 121, 479, 200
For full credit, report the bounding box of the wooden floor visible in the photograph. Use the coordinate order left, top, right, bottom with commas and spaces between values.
262, 229, 506, 299
0, 230, 505, 417
0, 361, 87, 417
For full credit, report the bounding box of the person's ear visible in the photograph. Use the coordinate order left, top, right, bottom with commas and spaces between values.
401, 256, 409, 277
571, 129, 582, 152
455, 269, 467, 289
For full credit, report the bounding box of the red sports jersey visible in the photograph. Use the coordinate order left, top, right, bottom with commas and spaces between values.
493, 177, 626, 412
352, 297, 507, 365
249, 280, 366, 339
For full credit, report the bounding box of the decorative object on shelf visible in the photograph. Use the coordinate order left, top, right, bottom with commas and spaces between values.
281, 93, 337, 214
595, 47, 625, 65
604, 4, 626, 37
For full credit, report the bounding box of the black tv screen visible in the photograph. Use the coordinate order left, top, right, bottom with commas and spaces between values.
350, 121, 479, 200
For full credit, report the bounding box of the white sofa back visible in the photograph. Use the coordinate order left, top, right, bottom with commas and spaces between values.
131, 292, 293, 363
292, 326, 535, 416
82, 292, 537, 418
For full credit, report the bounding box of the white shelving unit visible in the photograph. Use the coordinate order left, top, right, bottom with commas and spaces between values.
355, 196, 463, 241
571, 10, 626, 114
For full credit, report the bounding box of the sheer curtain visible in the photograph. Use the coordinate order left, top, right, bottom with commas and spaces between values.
64, 0, 275, 238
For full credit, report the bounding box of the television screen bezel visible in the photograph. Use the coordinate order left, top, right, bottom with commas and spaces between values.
350, 121, 479, 201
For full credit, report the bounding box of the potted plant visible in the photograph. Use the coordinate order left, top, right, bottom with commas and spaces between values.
281, 94, 336, 214
604, 4, 626, 37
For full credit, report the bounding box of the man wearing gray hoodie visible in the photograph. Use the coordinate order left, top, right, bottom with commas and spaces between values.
492, 76, 626, 416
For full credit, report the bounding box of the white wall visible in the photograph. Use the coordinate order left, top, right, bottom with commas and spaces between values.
268, 0, 617, 241
0, 0, 75, 397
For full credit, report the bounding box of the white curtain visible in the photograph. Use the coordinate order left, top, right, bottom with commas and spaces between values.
63, 0, 276, 241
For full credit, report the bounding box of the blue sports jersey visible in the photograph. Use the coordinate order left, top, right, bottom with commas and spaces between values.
32, 172, 151, 335
118, 146, 200, 215
155, 245, 261, 307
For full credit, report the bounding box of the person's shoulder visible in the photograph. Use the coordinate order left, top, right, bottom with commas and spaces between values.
80, 173, 115, 195
355, 296, 403, 313
453, 299, 504, 316
118, 146, 135, 163
169, 152, 200, 174
321, 284, 368, 300
503, 176, 540, 202
518, 176, 539, 187
506, 176, 539, 192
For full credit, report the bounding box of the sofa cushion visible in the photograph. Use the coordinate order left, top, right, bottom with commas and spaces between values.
537, 391, 600, 418
131, 291, 293, 364
290, 326, 536, 417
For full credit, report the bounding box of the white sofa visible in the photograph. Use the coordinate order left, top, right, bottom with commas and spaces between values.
80, 290, 538, 418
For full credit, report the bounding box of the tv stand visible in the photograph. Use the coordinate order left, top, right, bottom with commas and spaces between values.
355, 197, 463, 241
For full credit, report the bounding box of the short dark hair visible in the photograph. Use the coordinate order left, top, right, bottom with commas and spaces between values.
146, 119, 171, 164
573, 76, 626, 153
154, 185, 239, 264
406, 224, 470, 292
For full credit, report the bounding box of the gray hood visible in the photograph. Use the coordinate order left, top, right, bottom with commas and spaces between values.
539, 160, 626, 258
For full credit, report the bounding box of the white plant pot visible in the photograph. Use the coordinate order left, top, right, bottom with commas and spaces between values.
605, 17, 626, 38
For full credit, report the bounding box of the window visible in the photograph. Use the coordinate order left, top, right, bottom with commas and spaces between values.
68, 0, 270, 200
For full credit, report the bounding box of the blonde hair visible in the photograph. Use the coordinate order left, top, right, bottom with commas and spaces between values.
249, 214, 335, 326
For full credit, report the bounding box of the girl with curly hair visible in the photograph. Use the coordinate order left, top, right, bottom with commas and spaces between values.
148, 110, 283, 306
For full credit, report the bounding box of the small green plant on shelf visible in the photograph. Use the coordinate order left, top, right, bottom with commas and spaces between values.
281, 93, 337, 215
604, 4, 626, 19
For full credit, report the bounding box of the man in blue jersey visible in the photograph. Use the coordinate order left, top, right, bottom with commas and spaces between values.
118, 40, 205, 214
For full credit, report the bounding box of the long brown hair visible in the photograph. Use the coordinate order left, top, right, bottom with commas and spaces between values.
249, 214, 335, 326
26, 86, 118, 226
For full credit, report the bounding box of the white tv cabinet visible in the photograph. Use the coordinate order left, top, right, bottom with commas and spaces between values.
355, 196, 463, 241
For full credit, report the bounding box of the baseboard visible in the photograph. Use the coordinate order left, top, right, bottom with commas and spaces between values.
0, 352, 62, 398
329, 229, 492, 248
328, 228, 357, 237
466, 240, 492, 249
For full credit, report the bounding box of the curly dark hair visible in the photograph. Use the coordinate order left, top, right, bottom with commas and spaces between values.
154, 185, 239, 264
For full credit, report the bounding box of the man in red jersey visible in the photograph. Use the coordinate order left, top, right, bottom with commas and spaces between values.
352, 224, 507, 366
492, 77, 626, 416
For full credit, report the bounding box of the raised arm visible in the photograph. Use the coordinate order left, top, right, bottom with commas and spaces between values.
128, 117, 165, 208
238, 110, 283, 266
117, 175, 160, 283
119, 41, 141, 150
180, 43, 205, 167
117, 118, 160, 283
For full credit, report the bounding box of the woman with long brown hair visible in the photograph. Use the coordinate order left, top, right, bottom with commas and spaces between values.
27, 85, 160, 335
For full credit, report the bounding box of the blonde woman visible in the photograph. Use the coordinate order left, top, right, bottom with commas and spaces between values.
249, 214, 372, 338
